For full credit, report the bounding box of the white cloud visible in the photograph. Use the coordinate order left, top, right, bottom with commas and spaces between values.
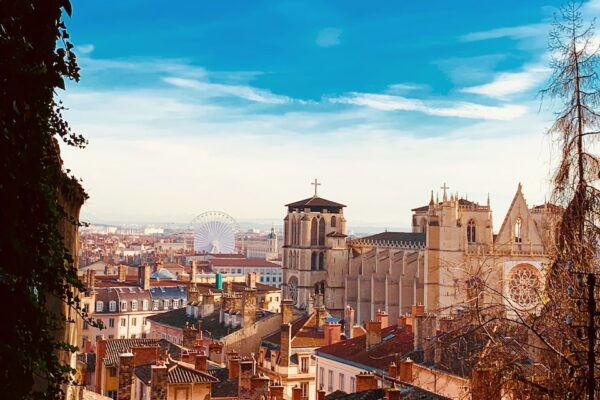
461, 65, 550, 99
386, 83, 428, 94
460, 23, 548, 42
330, 92, 527, 120
163, 77, 293, 105
77, 44, 95, 54
316, 27, 342, 47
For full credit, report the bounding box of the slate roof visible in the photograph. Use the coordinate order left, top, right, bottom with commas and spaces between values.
315, 325, 414, 371
286, 196, 346, 209
211, 378, 239, 398
134, 361, 219, 385
262, 311, 330, 349
353, 232, 425, 245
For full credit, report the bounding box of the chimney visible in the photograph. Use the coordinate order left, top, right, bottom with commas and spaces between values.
138, 264, 151, 290
86, 269, 96, 291
281, 299, 294, 324
191, 260, 197, 282
246, 272, 257, 289
324, 323, 342, 346
150, 364, 168, 400
385, 388, 401, 400
270, 383, 284, 400
355, 372, 378, 392
388, 362, 398, 379
201, 292, 215, 318
317, 389, 326, 400
117, 265, 127, 282
411, 304, 425, 318
399, 358, 413, 383
209, 341, 223, 364
315, 306, 328, 332
250, 374, 270, 400
225, 281, 233, 295
238, 358, 254, 400
194, 352, 208, 372
117, 353, 134, 400
182, 323, 199, 349
397, 315, 411, 333
344, 306, 355, 338
292, 386, 302, 400
227, 352, 241, 379
279, 323, 291, 367
375, 310, 389, 329
242, 289, 257, 327
365, 320, 382, 349
414, 314, 436, 363
352, 325, 366, 338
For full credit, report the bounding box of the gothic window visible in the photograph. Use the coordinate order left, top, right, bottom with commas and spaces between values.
311, 252, 318, 271
514, 218, 522, 243
331, 216, 337, 228
319, 252, 325, 270
319, 218, 326, 246
311, 218, 318, 245
288, 276, 299, 304
291, 219, 297, 245
508, 264, 540, 309
284, 220, 290, 245
295, 218, 301, 245
467, 219, 476, 244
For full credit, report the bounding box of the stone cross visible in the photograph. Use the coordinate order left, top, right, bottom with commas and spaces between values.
312, 178, 321, 197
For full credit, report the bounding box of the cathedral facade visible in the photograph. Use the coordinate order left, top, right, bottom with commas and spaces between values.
282, 183, 558, 322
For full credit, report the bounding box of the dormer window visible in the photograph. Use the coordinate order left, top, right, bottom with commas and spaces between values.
514, 218, 522, 243
142, 300, 149, 311
96, 301, 104, 312
109, 301, 117, 312
131, 300, 138, 311
152, 300, 159, 310
120, 301, 127, 312
467, 219, 476, 244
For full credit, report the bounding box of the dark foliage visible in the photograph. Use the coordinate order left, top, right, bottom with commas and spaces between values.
0, 0, 99, 398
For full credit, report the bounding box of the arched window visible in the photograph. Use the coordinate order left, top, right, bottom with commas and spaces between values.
285, 220, 290, 245
331, 216, 337, 228
311, 218, 318, 245
295, 252, 299, 269
96, 301, 104, 312
514, 218, 522, 243
291, 219, 296, 245
319, 218, 325, 246
109, 301, 116, 312
467, 219, 476, 244
319, 252, 325, 270
311, 252, 318, 270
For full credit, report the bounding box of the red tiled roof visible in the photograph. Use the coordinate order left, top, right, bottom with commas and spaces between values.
316, 325, 414, 370
134, 361, 219, 385
263, 312, 329, 348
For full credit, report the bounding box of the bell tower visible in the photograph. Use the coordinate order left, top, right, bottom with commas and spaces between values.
282, 180, 348, 317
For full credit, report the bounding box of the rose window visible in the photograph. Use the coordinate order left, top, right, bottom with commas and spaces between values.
508, 264, 541, 308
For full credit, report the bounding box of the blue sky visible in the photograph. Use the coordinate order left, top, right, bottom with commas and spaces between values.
60, 0, 599, 228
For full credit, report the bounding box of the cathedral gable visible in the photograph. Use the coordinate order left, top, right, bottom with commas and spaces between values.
494, 184, 544, 248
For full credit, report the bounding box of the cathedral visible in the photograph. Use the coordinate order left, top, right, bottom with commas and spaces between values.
282, 182, 559, 323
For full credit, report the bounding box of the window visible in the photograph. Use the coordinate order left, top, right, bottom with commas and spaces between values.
311, 252, 318, 271
319, 252, 324, 270
300, 357, 309, 373
142, 300, 149, 310
339, 373, 345, 391
350, 377, 356, 393
163, 299, 170, 309
319, 218, 325, 246
311, 218, 318, 245
108, 334, 114, 339
514, 218, 522, 243
109, 301, 116, 312
83, 321, 89, 330
83, 303, 89, 313
109, 318, 114, 328
107, 391, 117, 400
131, 334, 136, 339
120, 301, 127, 312
142, 333, 147, 338
319, 367, 324, 389
131, 317, 137, 326
153, 300, 159, 310
143, 317, 147, 325
109, 367, 117, 377
331, 215, 337, 228
120, 335, 125, 339
96, 301, 104, 312
301, 383, 308, 397
173, 299, 179, 308
328, 370, 333, 392
467, 219, 476, 244
120, 318, 126, 327
131, 300, 138, 311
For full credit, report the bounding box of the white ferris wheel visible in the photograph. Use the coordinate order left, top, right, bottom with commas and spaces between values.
190, 211, 239, 254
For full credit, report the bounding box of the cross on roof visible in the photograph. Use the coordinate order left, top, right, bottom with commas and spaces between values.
311, 178, 321, 197
441, 182, 450, 201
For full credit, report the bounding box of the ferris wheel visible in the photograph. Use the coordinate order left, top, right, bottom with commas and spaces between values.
190, 211, 239, 254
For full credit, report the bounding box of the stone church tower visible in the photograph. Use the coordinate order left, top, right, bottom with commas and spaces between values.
282, 181, 348, 317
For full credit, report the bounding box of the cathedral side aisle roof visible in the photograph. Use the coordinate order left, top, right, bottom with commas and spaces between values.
352, 231, 426, 246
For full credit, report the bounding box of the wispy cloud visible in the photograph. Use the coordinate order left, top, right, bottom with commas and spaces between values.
77, 44, 95, 55
316, 27, 342, 47
330, 92, 527, 120
460, 23, 548, 42
461, 65, 550, 99
163, 77, 293, 105
386, 83, 429, 94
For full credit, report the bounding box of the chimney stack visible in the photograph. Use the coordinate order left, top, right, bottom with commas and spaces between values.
352, 325, 366, 338
270, 383, 284, 400
182, 323, 199, 349
117, 353, 134, 400
194, 352, 208, 372
385, 388, 401, 400
117, 265, 127, 282
138, 264, 151, 290
238, 358, 254, 400
250, 374, 270, 400
150, 364, 168, 400
388, 362, 398, 379
399, 358, 413, 383
324, 323, 342, 346
344, 305, 355, 338
191, 260, 197, 282
317, 389, 326, 400
281, 299, 294, 324
209, 341, 224, 364
279, 323, 291, 367
227, 352, 240, 379
375, 310, 389, 329
355, 372, 378, 392
414, 314, 436, 363
201, 292, 215, 318
365, 320, 382, 349
315, 305, 327, 331
246, 272, 257, 289
242, 289, 257, 327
